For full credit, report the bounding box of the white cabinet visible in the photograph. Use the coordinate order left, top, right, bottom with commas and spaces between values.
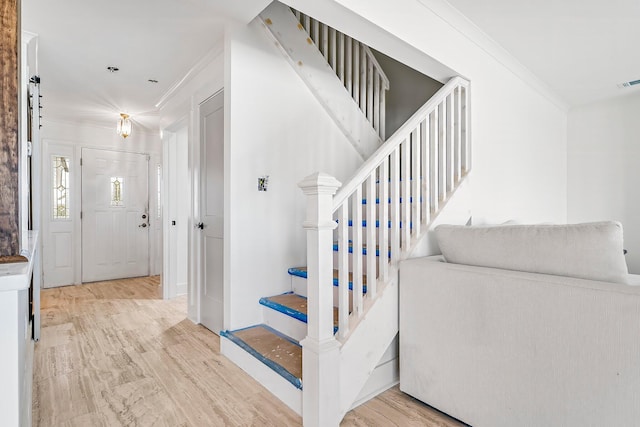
0, 232, 38, 427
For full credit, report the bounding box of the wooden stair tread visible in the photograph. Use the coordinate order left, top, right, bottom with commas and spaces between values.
332, 241, 391, 257
223, 325, 302, 386
261, 293, 339, 327
290, 267, 367, 285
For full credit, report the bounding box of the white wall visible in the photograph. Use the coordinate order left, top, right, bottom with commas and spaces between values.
40, 119, 162, 286
288, 0, 568, 227
567, 92, 640, 273
371, 49, 443, 140
225, 21, 364, 329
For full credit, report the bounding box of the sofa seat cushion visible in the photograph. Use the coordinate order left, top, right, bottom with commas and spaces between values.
435, 221, 629, 284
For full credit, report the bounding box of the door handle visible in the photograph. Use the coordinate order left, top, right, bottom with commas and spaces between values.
195, 222, 204, 230
139, 223, 148, 228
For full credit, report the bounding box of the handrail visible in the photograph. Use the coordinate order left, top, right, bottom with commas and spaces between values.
361, 45, 390, 90
333, 76, 469, 210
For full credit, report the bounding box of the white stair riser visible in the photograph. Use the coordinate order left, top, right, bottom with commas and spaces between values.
262, 305, 308, 343
333, 250, 389, 271
290, 274, 360, 311
291, 274, 308, 298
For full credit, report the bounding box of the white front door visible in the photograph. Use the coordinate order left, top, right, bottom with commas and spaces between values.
81, 148, 150, 282
199, 91, 224, 333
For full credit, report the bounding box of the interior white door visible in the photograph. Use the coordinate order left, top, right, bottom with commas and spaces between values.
81, 148, 150, 282
199, 91, 224, 334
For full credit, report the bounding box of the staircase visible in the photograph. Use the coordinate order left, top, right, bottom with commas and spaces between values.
220, 4, 470, 426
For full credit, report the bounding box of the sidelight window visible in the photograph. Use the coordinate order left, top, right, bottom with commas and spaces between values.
52, 156, 70, 219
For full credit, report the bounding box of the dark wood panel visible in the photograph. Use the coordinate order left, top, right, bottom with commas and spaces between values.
0, 0, 20, 256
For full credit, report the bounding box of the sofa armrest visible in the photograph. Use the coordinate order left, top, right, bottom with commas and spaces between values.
399, 257, 640, 427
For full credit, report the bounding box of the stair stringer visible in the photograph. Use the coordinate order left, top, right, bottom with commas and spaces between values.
258, 1, 382, 159
336, 269, 399, 418
409, 177, 473, 259
335, 176, 472, 416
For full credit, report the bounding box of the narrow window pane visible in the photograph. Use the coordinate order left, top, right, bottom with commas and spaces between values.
52, 156, 70, 219
111, 177, 124, 206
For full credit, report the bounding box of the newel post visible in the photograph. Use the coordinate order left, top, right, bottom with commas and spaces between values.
298, 172, 342, 427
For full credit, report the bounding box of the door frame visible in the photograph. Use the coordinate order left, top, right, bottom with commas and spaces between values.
184, 87, 226, 325
162, 116, 189, 300
41, 140, 160, 288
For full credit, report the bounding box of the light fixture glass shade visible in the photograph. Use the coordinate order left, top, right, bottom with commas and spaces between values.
117, 113, 132, 139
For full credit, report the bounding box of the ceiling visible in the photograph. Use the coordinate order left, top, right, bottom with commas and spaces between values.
445, 0, 640, 107
22, 0, 640, 132
22, 0, 268, 132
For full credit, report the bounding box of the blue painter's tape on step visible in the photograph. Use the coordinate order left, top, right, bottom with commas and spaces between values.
288, 267, 308, 278
347, 219, 413, 229
332, 242, 391, 258
220, 325, 302, 390
259, 294, 308, 324
258, 295, 340, 335
361, 196, 422, 205
287, 267, 367, 293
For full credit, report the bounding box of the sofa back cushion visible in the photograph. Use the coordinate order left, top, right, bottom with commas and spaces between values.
435, 221, 629, 284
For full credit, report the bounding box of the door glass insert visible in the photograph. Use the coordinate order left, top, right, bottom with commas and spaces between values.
110, 177, 124, 206
52, 156, 70, 219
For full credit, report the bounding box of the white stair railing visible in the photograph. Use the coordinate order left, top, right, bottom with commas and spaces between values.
332, 75, 469, 338
293, 9, 390, 140
299, 76, 470, 425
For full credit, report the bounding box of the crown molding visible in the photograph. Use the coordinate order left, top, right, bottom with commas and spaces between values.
155, 41, 224, 110
415, 0, 568, 111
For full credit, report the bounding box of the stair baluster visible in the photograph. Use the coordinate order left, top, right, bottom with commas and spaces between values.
292, 8, 389, 140
299, 76, 470, 425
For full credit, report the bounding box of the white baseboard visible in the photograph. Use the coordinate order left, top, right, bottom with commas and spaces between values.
350, 356, 399, 409
221, 335, 302, 415
350, 335, 399, 409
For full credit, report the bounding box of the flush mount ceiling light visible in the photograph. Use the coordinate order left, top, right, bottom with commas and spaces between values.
107, 66, 119, 73
117, 113, 132, 139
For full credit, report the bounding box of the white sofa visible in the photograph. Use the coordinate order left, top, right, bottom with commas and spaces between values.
399, 221, 640, 427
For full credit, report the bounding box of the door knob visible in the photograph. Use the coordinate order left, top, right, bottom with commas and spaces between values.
195, 222, 204, 230
139, 223, 148, 228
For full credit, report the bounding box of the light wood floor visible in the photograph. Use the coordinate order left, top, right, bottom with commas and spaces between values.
34, 276, 464, 427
